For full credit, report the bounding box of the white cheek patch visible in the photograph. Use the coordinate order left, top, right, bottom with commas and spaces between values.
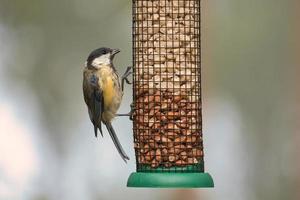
92, 54, 111, 68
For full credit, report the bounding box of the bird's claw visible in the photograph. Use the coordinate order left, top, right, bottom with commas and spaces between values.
129, 102, 134, 121
116, 102, 134, 121
121, 66, 132, 91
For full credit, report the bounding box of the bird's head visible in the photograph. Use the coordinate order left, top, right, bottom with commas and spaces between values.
85, 47, 120, 69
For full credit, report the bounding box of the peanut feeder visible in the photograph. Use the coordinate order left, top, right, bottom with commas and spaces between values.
127, 0, 214, 188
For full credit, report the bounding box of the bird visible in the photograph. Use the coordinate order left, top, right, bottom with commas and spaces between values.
82, 47, 131, 162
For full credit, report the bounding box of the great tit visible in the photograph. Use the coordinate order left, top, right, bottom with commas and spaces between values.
82, 47, 131, 162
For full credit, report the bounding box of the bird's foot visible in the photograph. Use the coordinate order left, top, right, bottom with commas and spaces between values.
116, 102, 134, 121
121, 66, 132, 92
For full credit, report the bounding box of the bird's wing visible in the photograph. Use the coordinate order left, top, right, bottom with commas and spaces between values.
83, 71, 104, 137
92, 88, 104, 137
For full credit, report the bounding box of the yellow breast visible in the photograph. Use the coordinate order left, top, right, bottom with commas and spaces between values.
94, 66, 122, 122
103, 77, 114, 108
97, 67, 115, 108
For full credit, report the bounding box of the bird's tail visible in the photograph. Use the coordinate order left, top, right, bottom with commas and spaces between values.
104, 122, 130, 163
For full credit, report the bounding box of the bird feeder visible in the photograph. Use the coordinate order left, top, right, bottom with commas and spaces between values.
127, 0, 214, 188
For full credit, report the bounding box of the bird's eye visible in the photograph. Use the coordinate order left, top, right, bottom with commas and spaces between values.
101, 49, 107, 54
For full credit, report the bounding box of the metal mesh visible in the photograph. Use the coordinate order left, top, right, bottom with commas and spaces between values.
132, 0, 203, 172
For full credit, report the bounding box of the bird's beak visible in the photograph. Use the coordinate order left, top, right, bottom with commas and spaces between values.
111, 49, 120, 56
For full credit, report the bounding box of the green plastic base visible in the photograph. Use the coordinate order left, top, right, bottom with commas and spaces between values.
127, 172, 214, 188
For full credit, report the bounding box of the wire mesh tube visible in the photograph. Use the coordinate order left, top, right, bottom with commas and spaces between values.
132, 0, 203, 172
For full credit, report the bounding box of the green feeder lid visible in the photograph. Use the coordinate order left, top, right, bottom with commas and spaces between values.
127, 172, 214, 188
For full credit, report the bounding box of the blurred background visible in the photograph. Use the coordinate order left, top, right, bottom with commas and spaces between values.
0, 0, 299, 199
